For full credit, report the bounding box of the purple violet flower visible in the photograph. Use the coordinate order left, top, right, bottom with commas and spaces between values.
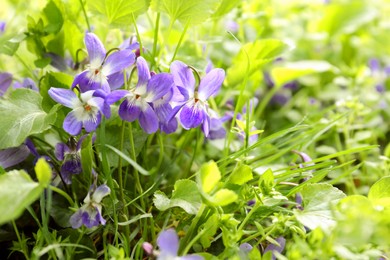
55, 136, 87, 184
156, 229, 204, 260
69, 184, 111, 229
264, 236, 286, 260
169, 60, 225, 137
48, 88, 109, 135
0, 21, 5, 34
107, 57, 174, 134
0, 144, 30, 169
0, 72, 13, 96
72, 33, 135, 93
14, 78, 38, 92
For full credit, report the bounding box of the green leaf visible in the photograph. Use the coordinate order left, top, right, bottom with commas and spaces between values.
47, 72, 74, 90
270, 60, 336, 87
0, 34, 25, 56
212, 0, 240, 18
0, 170, 44, 224
34, 158, 52, 187
34, 57, 51, 68
43, 0, 64, 34
200, 214, 219, 248
227, 39, 288, 87
295, 183, 345, 230
259, 168, 274, 195
199, 161, 221, 194
368, 176, 390, 207
228, 164, 253, 185
88, 0, 149, 26
210, 189, 238, 206
316, 2, 377, 36
150, 0, 221, 25
0, 89, 57, 149
153, 179, 202, 214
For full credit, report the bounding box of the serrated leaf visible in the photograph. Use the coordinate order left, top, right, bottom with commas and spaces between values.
295, 183, 345, 230
35, 158, 52, 187
199, 161, 221, 194
153, 179, 202, 214
211, 189, 238, 206
0, 89, 57, 149
0, 170, 45, 224
270, 60, 336, 87
368, 176, 390, 207
150, 0, 221, 25
229, 164, 253, 185
88, 0, 149, 26
227, 39, 289, 87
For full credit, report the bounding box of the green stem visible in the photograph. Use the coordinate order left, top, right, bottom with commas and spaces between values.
50, 185, 74, 205
79, 0, 91, 32
132, 13, 143, 56
179, 204, 206, 254
170, 19, 190, 63
12, 220, 29, 259
151, 13, 161, 68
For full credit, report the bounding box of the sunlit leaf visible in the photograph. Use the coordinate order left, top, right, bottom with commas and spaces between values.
153, 180, 202, 214
0, 89, 57, 149
199, 161, 221, 194
295, 183, 345, 230
150, 0, 221, 24
227, 39, 289, 87
0, 170, 44, 224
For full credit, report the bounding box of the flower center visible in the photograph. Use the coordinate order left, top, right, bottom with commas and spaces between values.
84, 104, 92, 112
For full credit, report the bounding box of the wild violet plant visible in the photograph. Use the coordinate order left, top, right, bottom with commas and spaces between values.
0, 1, 390, 259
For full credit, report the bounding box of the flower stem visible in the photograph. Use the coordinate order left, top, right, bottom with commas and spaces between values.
132, 13, 143, 56
12, 220, 29, 259
170, 19, 190, 63
78, 0, 91, 32
151, 12, 160, 68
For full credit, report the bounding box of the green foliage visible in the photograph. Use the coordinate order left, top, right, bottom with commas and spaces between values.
0, 89, 58, 149
199, 160, 221, 193
43, 0, 64, 34
150, 0, 221, 24
0, 170, 45, 224
295, 183, 345, 230
368, 176, 390, 207
227, 39, 289, 87
88, 0, 149, 26
153, 179, 202, 214
228, 164, 253, 185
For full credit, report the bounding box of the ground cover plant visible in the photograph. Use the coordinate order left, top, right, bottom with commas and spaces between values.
1, 0, 390, 259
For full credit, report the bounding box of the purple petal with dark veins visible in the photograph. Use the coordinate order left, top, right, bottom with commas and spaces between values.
0, 144, 30, 169
71, 70, 89, 89
83, 112, 102, 132
157, 229, 179, 256
55, 143, 69, 160
106, 90, 129, 104
201, 114, 211, 137
179, 102, 205, 129
144, 73, 174, 102
0, 72, 12, 96
139, 104, 159, 134
170, 60, 195, 92
63, 111, 83, 135
102, 49, 135, 76
197, 68, 225, 100
107, 71, 126, 90
119, 98, 141, 122
85, 33, 106, 67
48, 87, 77, 108
136, 57, 150, 89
